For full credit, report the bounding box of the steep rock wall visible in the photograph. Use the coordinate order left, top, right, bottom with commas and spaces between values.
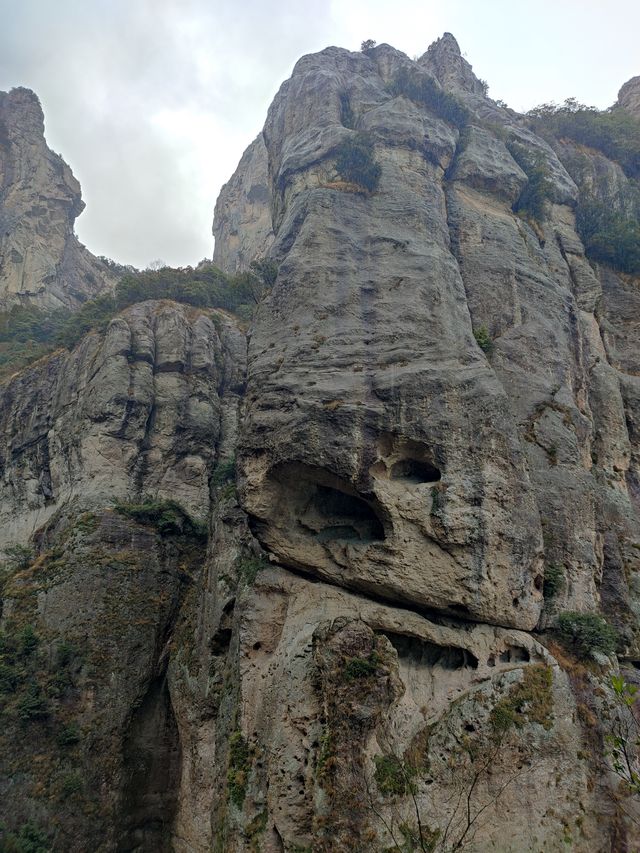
212, 134, 274, 274
0, 87, 116, 311
1, 34, 639, 853
0, 300, 245, 546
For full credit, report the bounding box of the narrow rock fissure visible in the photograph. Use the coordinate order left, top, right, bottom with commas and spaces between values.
116, 671, 181, 853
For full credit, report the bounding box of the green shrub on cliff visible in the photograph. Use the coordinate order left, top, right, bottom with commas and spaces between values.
389, 66, 470, 129
528, 99, 640, 179
575, 194, 640, 274
557, 611, 618, 659
374, 754, 416, 796
0, 821, 50, 853
507, 143, 553, 223
227, 730, 251, 807
473, 326, 493, 354
0, 259, 278, 382
334, 133, 381, 192
543, 563, 564, 599
114, 498, 207, 540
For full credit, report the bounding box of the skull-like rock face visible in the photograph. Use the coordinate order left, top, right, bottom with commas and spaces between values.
239, 49, 544, 630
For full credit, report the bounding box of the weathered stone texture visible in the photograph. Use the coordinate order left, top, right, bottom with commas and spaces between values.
0, 300, 244, 548
0, 87, 115, 311
212, 134, 274, 273
1, 33, 640, 853
617, 75, 640, 117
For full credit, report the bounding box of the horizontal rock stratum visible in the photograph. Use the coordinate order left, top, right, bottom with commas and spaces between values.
1, 33, 639, 853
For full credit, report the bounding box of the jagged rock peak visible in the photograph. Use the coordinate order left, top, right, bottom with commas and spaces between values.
0, 87, 46, 137
419, 31, 486, 95
0, 86, 116, 312
212, 133, 273, 274
617, 75, 640, 117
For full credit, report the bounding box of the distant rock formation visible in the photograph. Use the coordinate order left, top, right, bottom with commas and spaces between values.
0, 87, 115, 312
212, 133, 274, 273
618, 74, 640, 117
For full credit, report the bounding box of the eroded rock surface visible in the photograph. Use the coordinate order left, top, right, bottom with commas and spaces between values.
236, 41, 640, 640
1, 33, 640, 853
617, 75, 640, 117
0, 87, 115, 311
212, 134, 274, 273
0, 300, 245, 548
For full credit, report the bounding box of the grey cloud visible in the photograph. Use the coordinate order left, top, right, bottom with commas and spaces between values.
0, 0, 638, 267
0, 0, 337, 267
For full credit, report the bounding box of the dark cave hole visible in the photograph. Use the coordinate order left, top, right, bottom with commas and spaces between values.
210, 627, 232, 656
308, 484, 386, 543
448, 603, 471, 617
389, 458, 441, 484
385, 632, 478, 670
267, 461, 388, 546
499, 647, 531, 664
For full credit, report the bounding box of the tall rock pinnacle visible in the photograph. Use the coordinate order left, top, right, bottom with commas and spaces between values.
419, 31, 487, 94
0, 87, 115, 312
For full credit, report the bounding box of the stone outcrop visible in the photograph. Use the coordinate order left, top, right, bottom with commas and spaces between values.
0, 300, 244, 852
617, 75, 640, 117
419, 32, 487, 96
0, 87, 116, 312
212, 134, 274, 273
0, 300, 245, 548
1, 35, 640, 853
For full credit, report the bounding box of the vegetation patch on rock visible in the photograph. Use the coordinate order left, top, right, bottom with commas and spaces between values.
389, 66, 470, 129
528, 99, 640, 180
114, 498, 207, 540
556, 612, 618, 660
334, 133, 381, 193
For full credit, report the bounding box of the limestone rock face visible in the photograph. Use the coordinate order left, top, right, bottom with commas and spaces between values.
212, 134, 274, 273
0, 299, 244, 852
0, 300, 245, 548
419, 32, 487, 96
0, 87, 115, 311
617, 75, 640, 117
2, 35, 640, 853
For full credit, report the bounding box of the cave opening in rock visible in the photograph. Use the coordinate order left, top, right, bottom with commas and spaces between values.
389, 458, 441, 484
499, 646, 531, 664
306, 484, 386, 543
385, 632, 478, 670
373, 433, 442, 485
262, 461, 388, 546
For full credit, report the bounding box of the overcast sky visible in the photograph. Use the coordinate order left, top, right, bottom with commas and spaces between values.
1, 0, 638, 269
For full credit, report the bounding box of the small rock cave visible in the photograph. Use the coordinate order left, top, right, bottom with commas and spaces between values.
305, 484, 386, 543
499, 646, 531, 664
389, 458, 441, 483
268, 462, 387, 544
372, 433, 442, 485
385, 632, 478, 670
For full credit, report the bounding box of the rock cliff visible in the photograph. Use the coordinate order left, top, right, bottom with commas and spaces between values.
0, 87, 116, 312
618, 76, 640, 118
1, 35, 640, 853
